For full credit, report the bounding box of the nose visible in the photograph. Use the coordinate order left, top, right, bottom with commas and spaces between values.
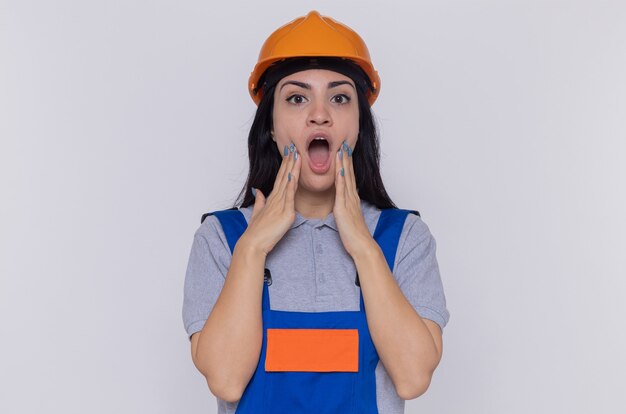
306, 100, 332, 127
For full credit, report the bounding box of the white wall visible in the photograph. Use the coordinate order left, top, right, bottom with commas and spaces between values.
2, 1, 625, 413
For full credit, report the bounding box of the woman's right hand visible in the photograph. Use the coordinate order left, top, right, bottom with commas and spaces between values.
239, 142, 302, 256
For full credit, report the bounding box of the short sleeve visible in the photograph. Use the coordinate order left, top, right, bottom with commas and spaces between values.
181, 215, 232, 341
392, 214, 450, 332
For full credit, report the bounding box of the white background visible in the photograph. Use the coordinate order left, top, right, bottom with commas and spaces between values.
2, 0, 625, 413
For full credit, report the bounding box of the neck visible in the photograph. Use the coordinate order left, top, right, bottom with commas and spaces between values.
294, 187, 335, 219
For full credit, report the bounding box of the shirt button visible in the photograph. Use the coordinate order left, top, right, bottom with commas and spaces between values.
316, 243, 323, 253
318, 273, 325, 282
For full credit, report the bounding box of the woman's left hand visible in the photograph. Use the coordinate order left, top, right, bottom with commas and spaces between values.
333, 140, 376, 258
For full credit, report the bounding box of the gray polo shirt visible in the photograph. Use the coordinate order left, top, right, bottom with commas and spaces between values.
182, 200, 450, 414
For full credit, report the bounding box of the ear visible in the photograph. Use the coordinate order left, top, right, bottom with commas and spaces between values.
271, 130, 276, 142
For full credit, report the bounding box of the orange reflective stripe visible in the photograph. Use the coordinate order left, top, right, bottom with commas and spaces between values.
265, 328, 359, 372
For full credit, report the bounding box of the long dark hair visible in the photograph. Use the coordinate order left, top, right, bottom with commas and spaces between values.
234, 65, 397, 210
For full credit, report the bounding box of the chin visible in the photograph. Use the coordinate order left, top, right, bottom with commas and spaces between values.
299, 172, 335, 194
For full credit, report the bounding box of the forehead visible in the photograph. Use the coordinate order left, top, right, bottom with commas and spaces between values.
277, 69, 354, 87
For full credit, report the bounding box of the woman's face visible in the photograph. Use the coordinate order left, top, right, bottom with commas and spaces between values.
272, 69, 359, 194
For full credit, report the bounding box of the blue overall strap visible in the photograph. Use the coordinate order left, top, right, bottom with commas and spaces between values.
372, 208, 420, 273
357, 207, 419, 312
201, 208, 247, 255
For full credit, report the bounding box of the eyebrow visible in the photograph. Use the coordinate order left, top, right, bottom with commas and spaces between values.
279, 80, 355, 92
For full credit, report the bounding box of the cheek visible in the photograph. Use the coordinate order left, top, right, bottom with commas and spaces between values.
340, 111, 360, 141
273, 106, 297, 130
273, 114, 305, 145
340, 105, 359, 127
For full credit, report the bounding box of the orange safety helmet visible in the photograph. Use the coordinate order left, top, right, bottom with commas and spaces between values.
248, 10, 381, 106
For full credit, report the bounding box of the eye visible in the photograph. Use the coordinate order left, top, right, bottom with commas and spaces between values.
332, 94, 351, 105
286, 94, 308, 105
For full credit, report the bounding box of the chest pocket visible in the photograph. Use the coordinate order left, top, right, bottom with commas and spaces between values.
265, 328, 359, 372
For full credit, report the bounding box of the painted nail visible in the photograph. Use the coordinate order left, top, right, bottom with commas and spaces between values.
341, 168, 345, 177
284, 146, 289, 156
288, 172, 292, 182
348, 146, 353, 157
251, 187, 257, 197
293, 150, 298, 161
290, 142, 295, 153
343, 140, 348, 151
339, 148, 343, 160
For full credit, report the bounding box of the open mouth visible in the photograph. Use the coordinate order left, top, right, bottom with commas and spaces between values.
308, 137, 331, 167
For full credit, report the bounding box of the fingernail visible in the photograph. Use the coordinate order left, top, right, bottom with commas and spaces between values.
293, 150, 298, 161
284, 146, 289, 156
341, 168, 345, 177
288, 172, 292, 182
339, 148, 343, 160
251, 187, 257, 197
290, 142, 295, 153
348, 146, 353, 157
343, 140, 348, 151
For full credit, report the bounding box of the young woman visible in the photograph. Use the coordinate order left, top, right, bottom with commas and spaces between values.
183, 10, 450, 414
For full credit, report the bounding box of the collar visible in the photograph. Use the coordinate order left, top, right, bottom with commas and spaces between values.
241, 200, 376, 233
292, 211, 338, 231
